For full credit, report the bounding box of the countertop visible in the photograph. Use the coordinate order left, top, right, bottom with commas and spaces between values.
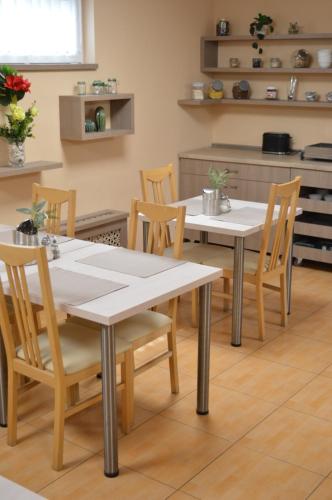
178, 145, 332, 172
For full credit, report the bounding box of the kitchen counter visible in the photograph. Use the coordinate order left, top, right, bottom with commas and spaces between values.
179, 144, 332, 172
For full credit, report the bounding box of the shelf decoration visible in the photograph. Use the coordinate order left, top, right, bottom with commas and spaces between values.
249, 13, 274, 54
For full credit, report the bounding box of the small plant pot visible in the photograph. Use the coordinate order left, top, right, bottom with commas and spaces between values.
202, 188, 222, 216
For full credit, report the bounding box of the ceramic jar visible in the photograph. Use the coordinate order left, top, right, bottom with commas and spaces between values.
192, 82, 205, 100
317, 49, 332, 69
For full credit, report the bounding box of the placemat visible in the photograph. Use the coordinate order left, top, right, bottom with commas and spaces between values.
212, 207, 267, 226
77, 247, 185, 278
27, 267, 127, 306
175, 199, 202, 216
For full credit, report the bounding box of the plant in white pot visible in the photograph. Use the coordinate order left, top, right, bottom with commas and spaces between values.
249, 13, 274, 54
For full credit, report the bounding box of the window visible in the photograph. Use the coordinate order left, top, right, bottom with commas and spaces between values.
0, 0, 83, 64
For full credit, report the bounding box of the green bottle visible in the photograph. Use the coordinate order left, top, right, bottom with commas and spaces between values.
95, 106, 106, 132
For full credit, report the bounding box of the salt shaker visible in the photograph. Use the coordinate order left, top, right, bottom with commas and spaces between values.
51, 236, 60, 260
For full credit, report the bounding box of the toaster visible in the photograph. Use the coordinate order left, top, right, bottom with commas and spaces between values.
262, 132, 292, 155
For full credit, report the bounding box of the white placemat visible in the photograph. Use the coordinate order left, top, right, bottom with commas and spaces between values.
27, 267, 127, 306
77, 247, 185, 278
212, 207, 268, 226
175, 199, 202, 216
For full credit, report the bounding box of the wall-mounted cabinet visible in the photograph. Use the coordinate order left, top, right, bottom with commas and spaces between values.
59, 94, 134, 141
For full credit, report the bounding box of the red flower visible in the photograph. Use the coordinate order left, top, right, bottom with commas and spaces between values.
4, 75, 31, 93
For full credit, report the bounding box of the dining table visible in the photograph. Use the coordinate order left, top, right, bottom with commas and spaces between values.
0, 226, 221, 478
166, 196, 303, 347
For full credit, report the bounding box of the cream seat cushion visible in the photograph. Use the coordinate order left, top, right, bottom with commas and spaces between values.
67, 310, 171, 346
205, 246, 269, 275
16, 322, 130, 375
164, 241, 222, 264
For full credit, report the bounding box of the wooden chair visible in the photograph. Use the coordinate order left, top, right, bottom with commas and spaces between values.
205, 177, 301, 340
32, 183, 76, 237
0, 243, 133, 471
67, 199, 186, 424
140, 164, 221, 326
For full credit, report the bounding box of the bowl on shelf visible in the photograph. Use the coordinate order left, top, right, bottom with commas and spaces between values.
304, 91, 320, 102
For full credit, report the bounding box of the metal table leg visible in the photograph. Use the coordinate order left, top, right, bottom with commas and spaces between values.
286, 232, 294, 315
142, 220, 149, 252
101, 325, 119, 478
0, 333, 7, 427
231, 237, 245, 347
200, 230, 208, 244
197, 282, 212, 415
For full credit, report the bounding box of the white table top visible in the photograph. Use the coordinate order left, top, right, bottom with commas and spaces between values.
0, 234, 222, 326
175, 197, 302, 237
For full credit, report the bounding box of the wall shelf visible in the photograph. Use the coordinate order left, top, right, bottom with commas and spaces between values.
201, 33, 332, 73
59, 94, 134, 141
178, 98, 332, 109
0, 161, 62, 180
202, 67, 332, 74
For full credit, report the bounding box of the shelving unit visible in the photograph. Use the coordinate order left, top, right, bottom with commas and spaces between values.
201, 33, 332, 72
59, 94, 134, 141
0, 161, 62, 179
178, 98, 332, 109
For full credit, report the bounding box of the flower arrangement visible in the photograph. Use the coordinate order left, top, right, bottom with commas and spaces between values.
0, 65, 31, 106
0, 101, 38, 145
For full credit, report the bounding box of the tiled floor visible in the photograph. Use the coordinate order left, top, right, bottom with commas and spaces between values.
1, 265, 332, 499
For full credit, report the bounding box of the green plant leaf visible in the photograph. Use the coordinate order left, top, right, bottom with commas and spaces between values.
16, 207, 32, 215
33, 199, 47, 211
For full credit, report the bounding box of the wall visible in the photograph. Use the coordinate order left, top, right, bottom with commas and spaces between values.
0, 0, 213, 225
211, 0, 332, 149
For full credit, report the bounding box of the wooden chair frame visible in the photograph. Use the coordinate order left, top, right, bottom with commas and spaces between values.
32, 183, 76, 237
222, 177, 301, 340
127, 199, 185, 393
0, 243, 133, 471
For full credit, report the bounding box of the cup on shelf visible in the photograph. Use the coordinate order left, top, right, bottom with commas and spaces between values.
317, 49, 332, 69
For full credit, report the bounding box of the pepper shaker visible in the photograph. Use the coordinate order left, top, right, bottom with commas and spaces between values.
51, 236, 60, 260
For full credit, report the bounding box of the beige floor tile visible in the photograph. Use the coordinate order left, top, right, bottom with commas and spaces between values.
287, 304, 332, 344
40, 454, 174, 499
161, 384, 275, 441
321, 364, 332, 379
213, 356, 315, 404
118, 415, 229, 488
253, 334, 332, 373
182, 443, 321, 500
0, 423, 92, 492
168, 491, 198, 500
18, 383, 54, 424
285, 375, 332, 421
210, 317, 280, 354
239, 406, 332, 475
30, 401, 154, 452
159, 338, 246, 379
308, 478, 332, 499
134, 365, 197, 413
134, 333, 186, 366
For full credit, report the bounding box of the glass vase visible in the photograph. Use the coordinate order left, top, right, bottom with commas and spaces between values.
8, 141, 25, 168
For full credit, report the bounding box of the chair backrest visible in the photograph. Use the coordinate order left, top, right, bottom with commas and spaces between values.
257, 176, 301, 277
140, 164, 177, 204
0, 243, 64, 378
32, 183, 76, 237
128, 199, 185, 259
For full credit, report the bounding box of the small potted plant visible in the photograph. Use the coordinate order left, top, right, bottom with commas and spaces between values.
15, 200, 54, 245
202, 167, 230, 215
249, 13, 274, 54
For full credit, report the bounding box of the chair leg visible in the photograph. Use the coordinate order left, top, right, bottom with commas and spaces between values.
223, 278, 231, 312
53, 387, 65, 471
280, 272, 288, 327
256, 284, 265, 341
121, 351, 134, 433
167, 328, 179, 394
7, 370, 18, 446
191, 289, 198, 328
66, 383, 80, 408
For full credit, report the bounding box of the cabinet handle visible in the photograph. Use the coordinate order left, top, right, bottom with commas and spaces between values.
228, 185, 238, 190
226, 169, 239, 175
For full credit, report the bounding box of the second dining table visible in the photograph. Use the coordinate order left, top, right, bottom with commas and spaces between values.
169, 196, 302, 347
